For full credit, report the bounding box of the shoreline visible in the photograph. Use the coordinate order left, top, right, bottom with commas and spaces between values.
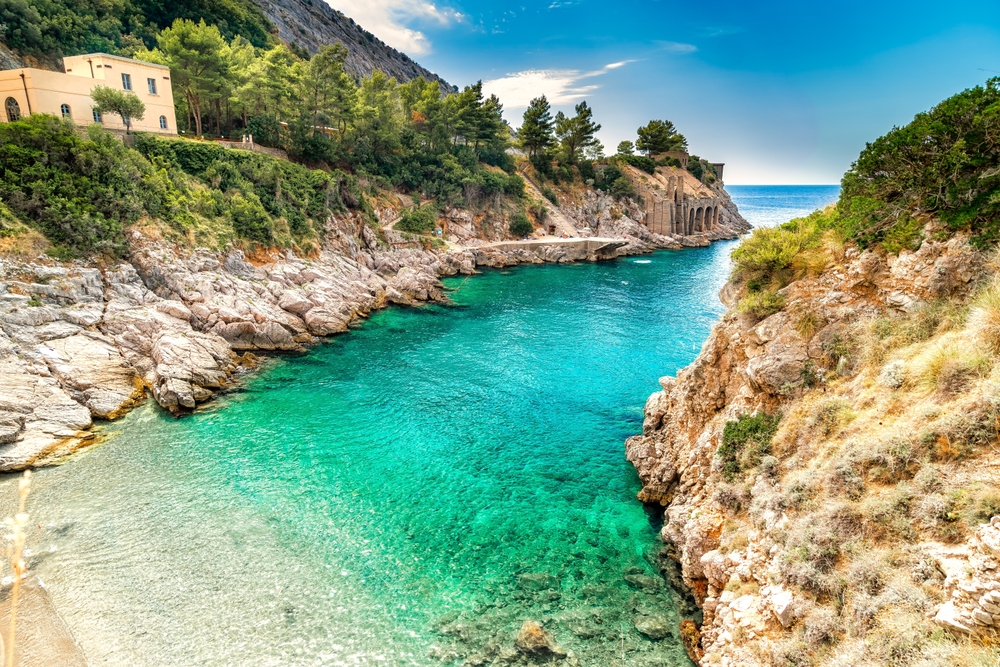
0, 227, 745, 475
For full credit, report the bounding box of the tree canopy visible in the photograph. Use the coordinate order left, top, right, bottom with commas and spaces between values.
635, 119, 687, 155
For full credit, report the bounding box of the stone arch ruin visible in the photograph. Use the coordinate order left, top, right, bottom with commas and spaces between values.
634, 171, 725, 238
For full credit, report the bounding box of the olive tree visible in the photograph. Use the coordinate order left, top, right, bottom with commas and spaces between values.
90, 85, 146, 133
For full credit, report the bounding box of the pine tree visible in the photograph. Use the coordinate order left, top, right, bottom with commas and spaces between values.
518, 96, 555, 157
554, 101, 601, 164
635, 119, 687, 155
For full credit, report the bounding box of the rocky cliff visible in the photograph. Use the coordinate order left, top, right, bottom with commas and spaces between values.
626, 217, 1000, 665
251, 0, 455, 91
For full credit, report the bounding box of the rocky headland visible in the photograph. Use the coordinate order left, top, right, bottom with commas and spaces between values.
627, 220, 1000, 665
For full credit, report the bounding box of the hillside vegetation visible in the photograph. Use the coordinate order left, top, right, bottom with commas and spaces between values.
0, 0, 273, 60
0, 114, 361, 257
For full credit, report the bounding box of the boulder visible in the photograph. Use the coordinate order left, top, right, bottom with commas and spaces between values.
769, 586, 795, 628
745, 331, 808, 393
150, 332, 236, 411
278, 290, 315, 316
515, 621, 566, 658
518, 573, 559, 591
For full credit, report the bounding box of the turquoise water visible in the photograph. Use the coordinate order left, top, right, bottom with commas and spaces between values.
10, 188, 834, 666
727, 185, 840, 228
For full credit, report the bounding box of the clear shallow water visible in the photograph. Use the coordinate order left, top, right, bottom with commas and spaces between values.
7, 188, 831, 667
727, 185, 840, 228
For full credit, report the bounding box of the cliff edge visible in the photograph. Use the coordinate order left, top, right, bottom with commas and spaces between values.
627, 78, 1000, 666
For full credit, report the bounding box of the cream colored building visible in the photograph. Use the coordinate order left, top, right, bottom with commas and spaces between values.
0, 53, 177, 134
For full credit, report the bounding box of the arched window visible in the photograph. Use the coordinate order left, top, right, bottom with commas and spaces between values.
5, 97, 20, 122
92, 109, 102, 123
60, 104, 71, 118
159, 115, 167, 130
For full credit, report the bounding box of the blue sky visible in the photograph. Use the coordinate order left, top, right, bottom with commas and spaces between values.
327, 0, 1000, 184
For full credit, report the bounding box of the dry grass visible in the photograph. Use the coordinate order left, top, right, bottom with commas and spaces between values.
910, 334, 991, 393
967, 277, 1000, 355
0, 228, 48, 259
747, 261, 1000, 667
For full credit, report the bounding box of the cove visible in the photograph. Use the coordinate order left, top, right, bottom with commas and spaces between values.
12, 242, 737, 667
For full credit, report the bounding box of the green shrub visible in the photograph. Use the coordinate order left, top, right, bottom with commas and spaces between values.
609, 177, 637, 201
0, 115, 366, 255
731, 208, 839, 290
228, 192, 273, 242
0, 115, 152, 257
594, 164, 623, 192
619, 154, 656, 174
838, 78, 1000, 249
528, 201, 548, 222
136, 132, 357, 244
717, 412, 781, 481
396, 205, 437, 234
509, 213, 534, 237
737, 290, 786, 318
542, 187, 559, 205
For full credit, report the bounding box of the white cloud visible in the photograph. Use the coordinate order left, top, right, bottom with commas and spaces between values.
325, 0, 463, 55
655, 41, 697, 54
482, 61, 636, 110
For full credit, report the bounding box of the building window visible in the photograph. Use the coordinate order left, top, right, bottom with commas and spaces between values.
122, 116, 131, 128
122, 73, 132, 91
4, 97, 20, 122
159, 115, 168, 130
60, 104, 71, 118
93, 109, 102, 123
147, 78, 157, 95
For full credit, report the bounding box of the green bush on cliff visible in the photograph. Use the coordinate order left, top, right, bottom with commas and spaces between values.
0, 115, 153, 256
738, 290, 787, 318
838, 77, 1000, 249
135, 133, 359, 243
718, 412, 782, 481
509, 213, 534, 237
396, 205, 438, 234
732, 208, 841, 291
618, 154, 656, 174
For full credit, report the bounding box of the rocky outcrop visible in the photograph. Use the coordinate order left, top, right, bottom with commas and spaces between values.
933, 517, 1000, 634
625, 227, 989, 665
250, 0, 455, 93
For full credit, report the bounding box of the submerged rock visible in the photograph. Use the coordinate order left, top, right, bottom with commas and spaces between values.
633, 614, 673, 640
515, 620, 566, 659
518, 573, 560, 591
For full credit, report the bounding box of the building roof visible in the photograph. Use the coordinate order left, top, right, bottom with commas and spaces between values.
65, 53, 169, 70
